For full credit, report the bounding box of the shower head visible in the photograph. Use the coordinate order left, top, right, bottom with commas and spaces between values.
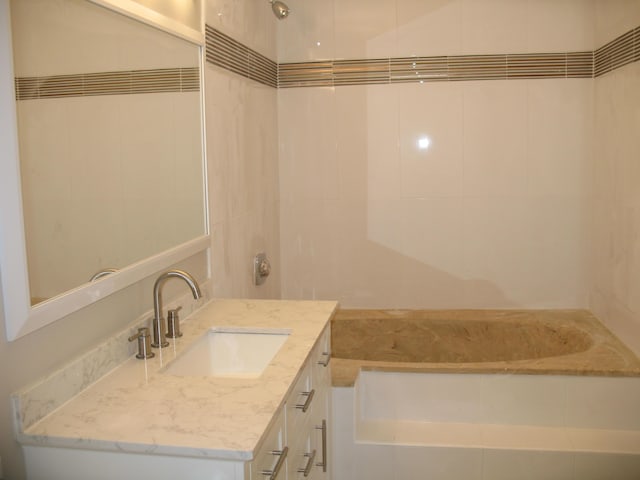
270, 0, 290, 20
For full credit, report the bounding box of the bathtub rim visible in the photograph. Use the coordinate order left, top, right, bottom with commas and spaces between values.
330, 309, 640, 387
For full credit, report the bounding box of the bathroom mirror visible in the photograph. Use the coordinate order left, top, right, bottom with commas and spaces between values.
0, 0, 209, 340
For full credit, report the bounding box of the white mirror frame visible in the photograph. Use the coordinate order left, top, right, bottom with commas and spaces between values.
0, 0, 209, 341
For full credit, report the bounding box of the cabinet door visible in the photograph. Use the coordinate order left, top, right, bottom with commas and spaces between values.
251, 407, 287, 480
312, 326, 331, 389
310, 325, 331, 480
289, 387, 329, 480
286, 360, 314, 445
309, 385, 329, 480
288, 425, 320, 480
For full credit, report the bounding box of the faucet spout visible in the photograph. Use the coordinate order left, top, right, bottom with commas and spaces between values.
151, 269, 202, 348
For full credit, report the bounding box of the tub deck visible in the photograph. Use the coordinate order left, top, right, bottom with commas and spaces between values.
331, 309, 640, 387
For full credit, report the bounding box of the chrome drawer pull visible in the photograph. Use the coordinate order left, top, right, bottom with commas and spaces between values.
297, 449, 317, 477
261, 446, 288, 480
315, 419, 327, 472
317, 351, 330, 367
295, 389, 315, 413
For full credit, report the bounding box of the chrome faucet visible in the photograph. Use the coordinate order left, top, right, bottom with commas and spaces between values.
151, 269, 202, 348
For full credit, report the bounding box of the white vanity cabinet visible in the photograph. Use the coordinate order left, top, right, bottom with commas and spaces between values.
252, 325, 331, 480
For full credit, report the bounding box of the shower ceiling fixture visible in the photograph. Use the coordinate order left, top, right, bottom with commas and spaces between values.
270, 0, 290, 20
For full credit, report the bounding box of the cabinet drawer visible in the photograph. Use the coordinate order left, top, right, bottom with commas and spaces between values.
310, 394, 329, 480
311, 325, 331, 389
286, 359, 315, 443
289, 415, 329, 480
251, 408, 287, 480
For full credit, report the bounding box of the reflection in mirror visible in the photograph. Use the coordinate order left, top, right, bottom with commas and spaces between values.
10, 0, 206, 306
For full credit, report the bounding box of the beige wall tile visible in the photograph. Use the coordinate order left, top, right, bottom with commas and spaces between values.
334, 0, 397, 59
461, 0, 529, 54
276, 0, 335, 62
590, 61, 640, 356
399, 82, 464, 198
462, 81, 528, 197
526, 0, 595, 53
279, 77, 592, 308
206, 0, 276, 60
595, 0, 640, 45
397, 0, 463, 57
526, 79, 593, 198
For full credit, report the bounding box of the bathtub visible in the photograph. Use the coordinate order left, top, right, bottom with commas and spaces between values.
330, 309, 640, 480
331, 309, 640, 386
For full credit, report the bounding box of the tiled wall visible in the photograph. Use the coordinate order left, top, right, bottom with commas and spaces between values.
276, 22, 635, 87
279, 79, 593, 308
204, 1, 640, 347
278, 52, 593, 87
205, 25, 277, 88
590, 1, 640, 356
204, 0, 281, 299
277, 0, 597, 309
594, 26, 640, 76
209, 0, 640, 323
277, 0, 596, 62
206, 21, 637, 87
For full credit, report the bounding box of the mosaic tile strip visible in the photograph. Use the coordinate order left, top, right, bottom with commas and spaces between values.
279, 51, 593, 88
205, 25, 277, 88
334, 59, 390, 86
277, 61, 334, 88
23, 23, 635, 96
199, 23, 640, 89
15, 67, 199, 100
205, 23, 639, 88
594, 26, 640, 77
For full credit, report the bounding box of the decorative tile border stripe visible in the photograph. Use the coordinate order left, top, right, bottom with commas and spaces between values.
205, 23, 640, 88
278, 61, 334, 87
279, 52, 593, 88
205, 24, 277, 88
15, 67, 199, 100
23, 23, 637, 96
594, 26, 640, 77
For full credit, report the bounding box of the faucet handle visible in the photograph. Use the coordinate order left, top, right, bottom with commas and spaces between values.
128, 327, 155, 359
166, 306, 183, 338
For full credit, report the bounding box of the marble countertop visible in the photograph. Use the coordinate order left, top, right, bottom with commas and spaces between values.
16, 299, 337, 461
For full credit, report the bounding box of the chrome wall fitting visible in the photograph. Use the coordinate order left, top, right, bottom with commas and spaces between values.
254, 252, 271, 286
270, 0, 290, 19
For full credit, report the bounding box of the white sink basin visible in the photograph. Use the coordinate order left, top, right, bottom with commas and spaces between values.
164, 328, 290, 378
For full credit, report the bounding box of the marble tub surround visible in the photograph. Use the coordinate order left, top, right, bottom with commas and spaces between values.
331, 309, 640, 387
14, 299, 337, 460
